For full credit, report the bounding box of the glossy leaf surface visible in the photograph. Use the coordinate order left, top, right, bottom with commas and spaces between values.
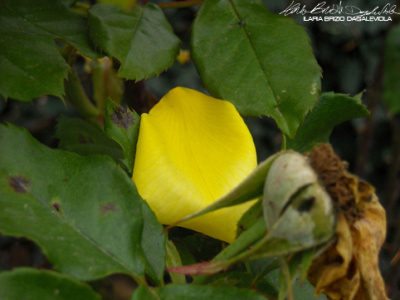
0, 124, 158, 281
191, 0, 321, 138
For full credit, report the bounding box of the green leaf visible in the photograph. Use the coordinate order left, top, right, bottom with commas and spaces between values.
0, 268, 101, 300
292, 279, 327, 300
383, 25, 400, 115
131, 284, 271, 300
88, 3, 180, 81
207, 271, 278, 298
0, 0, 99, 101
267, 269, 327, 300
286, 93, 369, 153
166, 239, 186, 284
237, 198, 263, 236
247, 257, 279, 276
98, 0, 137, 10
0, 124, 155, 282
170, 239, 197, 267
130, 285, 160, 300
277, 250, 314, 300
141, 201, 166, 285
55, 115, 124, 163
191, 0, 321, 138
157, 284, 267, 300
104, 99, 140, 173
299, 249, 314, 282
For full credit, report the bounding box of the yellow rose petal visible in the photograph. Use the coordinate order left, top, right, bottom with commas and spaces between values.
132, 87, 257, 243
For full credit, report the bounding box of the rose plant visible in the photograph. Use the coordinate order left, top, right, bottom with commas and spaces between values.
0, 0, 396, 299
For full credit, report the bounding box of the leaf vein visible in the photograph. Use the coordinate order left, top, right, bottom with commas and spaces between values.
227, 0, 281, 108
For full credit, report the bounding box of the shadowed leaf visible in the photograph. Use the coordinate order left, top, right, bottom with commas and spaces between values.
55, 116, 124, 164
286, 93, 369, 153
0, 268, 101, 300
0, 0, 99, 101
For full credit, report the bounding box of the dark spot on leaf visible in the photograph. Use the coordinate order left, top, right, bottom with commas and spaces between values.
77, 134, 94, 144
9, 176, 31, 193
100, 202, 118, 214
298, 197, 315, 213
52, 202, 61, 212
111, 106, 136, 130
229, 18, 246, 28
237, 18, 247, 26
63, 178, 68, 182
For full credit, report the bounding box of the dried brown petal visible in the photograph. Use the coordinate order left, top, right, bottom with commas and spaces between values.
306, 144, 389, 300
352, 194, 387, 300
308, 214, 360, 300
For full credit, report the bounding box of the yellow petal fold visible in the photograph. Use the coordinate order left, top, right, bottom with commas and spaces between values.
132, 87, 257, 243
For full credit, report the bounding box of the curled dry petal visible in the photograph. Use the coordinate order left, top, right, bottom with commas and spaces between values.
307, 144, 388, 300
132, 87, 257, 243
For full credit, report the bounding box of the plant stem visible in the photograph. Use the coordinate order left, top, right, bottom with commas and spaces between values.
64, 66, 101, 125
281, 134, 287, 150
158, 0, 203, 9
280, 258, 294, 300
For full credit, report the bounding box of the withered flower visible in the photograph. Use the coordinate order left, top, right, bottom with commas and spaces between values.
307, 144, 388, 300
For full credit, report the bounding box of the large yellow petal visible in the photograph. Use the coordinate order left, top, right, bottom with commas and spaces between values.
132, 87, 257, 243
